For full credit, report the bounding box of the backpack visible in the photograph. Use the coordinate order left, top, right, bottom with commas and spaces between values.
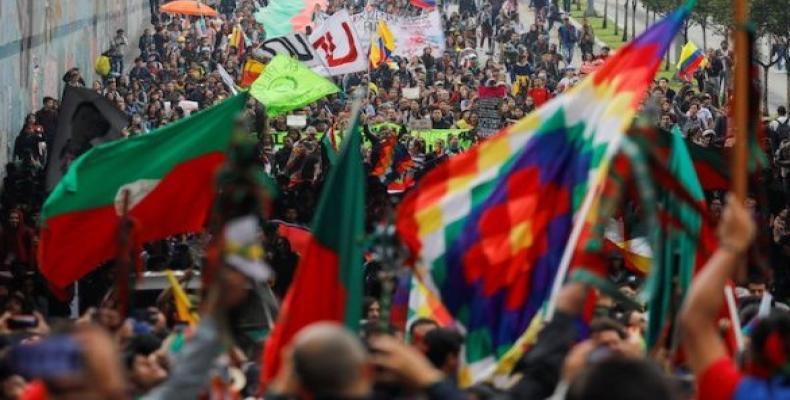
775, 118, 790, 142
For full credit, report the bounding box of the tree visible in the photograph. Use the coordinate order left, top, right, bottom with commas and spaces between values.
586, 0, 597, 17
708, 0, 790, 113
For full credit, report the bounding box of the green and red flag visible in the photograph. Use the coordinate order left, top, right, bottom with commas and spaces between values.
642, 129, 715, 349
38, 94, 248, 289
261, 108, 365, 383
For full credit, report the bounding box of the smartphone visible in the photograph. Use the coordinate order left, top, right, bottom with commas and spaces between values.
7, 315, 37, 330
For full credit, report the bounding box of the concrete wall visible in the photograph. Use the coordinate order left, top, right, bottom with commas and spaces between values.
0, 0, 151, 167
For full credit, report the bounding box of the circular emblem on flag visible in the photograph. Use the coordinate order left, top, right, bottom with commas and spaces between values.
114, 179, 161, 216
267, 76, 298, 93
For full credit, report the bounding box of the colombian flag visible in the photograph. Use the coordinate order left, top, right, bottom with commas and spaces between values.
411, 0, 437, 9
370, 20, 395, 69
677, 42, 707, 81
240, 59, 266, 88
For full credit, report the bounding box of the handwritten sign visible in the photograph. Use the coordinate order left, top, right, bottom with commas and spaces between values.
475, 97, 502, 138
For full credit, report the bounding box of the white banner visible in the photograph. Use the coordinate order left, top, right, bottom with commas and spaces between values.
257, 33, 329, 75
309, 10, 367, 76
390, 11, 445, 59
318, 10, 445, 60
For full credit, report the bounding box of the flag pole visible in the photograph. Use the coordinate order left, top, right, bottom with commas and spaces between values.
731, 0, 748, 201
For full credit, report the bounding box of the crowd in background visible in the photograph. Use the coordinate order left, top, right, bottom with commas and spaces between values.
1, 0, 790, 399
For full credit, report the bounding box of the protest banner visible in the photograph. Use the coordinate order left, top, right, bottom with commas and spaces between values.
287, 115, 308, 128
310, 10, 367, 76
410, 129, 471, 150
408, 118, 432, 131
319, 10, 444, 58
402, 87, 420, 100
258, 33, 329, 75
475, 97, 503, 138
389, 10, 445, 59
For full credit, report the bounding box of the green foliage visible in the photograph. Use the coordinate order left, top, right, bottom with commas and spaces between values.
707, 0, 790, 39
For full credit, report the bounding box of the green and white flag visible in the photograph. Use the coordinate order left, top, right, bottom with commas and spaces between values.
249, 55, 339, 117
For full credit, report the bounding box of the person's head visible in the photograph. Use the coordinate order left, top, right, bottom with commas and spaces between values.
624, 310, 646, 333
660, 113, 672, 129
567, 357, 675, 400
746, 311, 790, 376
778, 105, 787, 117
124, 334, 167, 391
363, 297, 381, 321
431, 109, 443, 121
8, 209, 22, 229
747, 277, 768, 298
688, 103, 699, 115
24, 113, 37, 127
409, 318, 439, 351
563, 15, 571, 26
590, 318, 627, 350
709, 197, 723, 220
291, 323, 372, 398
43, 96, 56, 110
284, 207, 299, 223
449, 135, 460, 149
423, 328, 463, 376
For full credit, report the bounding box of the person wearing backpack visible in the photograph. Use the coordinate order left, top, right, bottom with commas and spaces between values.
769, 106, 789, 152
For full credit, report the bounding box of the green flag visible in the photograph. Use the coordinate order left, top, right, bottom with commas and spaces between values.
320, 132, 338, 166
644, 129, 709, 349
249, 55, 339, 117
253, 0, 308, 39
39, 94, 248, 288
262, 105, 365, 382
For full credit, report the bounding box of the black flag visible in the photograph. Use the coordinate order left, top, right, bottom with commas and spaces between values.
45, 86, 129, 191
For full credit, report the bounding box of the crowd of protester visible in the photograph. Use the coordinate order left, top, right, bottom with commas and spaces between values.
2, 0, 790, 398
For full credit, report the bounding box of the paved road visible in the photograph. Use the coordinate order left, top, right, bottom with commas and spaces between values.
587, 0, 788, 111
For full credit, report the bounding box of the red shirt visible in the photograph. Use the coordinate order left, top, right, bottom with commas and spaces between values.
698, 357, 742, 400
528, 87, 551, 108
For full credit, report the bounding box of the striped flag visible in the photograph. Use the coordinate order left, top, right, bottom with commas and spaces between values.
395, 3, 693, 383
676, 42, 707, 81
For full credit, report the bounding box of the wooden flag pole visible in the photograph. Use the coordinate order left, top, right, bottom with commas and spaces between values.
731, 0, 748, 201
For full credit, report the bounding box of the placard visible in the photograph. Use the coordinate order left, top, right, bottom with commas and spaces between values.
475, 97, 503, 138
408, 118, 433, 131
286, 115, 307, 128
402, 87, 420, 100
